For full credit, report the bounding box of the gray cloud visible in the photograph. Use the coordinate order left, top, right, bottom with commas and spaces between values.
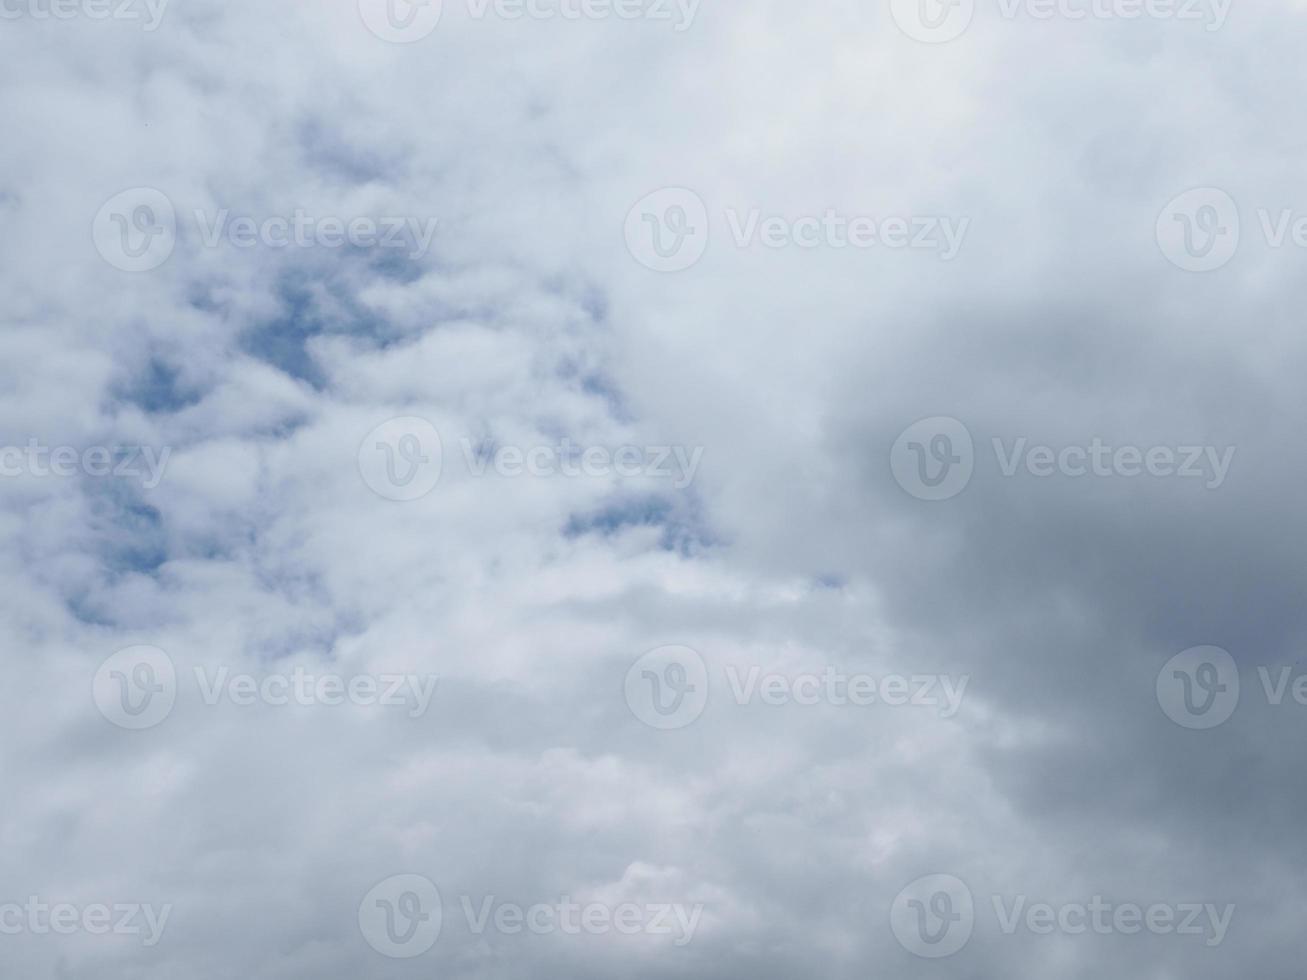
1, 1, 1304, 977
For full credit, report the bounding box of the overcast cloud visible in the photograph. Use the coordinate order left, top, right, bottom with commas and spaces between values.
0, 1, 1302, 977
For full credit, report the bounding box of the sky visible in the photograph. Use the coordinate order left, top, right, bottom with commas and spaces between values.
1, 0, 1304, 977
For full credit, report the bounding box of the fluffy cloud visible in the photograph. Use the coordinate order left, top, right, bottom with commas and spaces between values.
0, 1, 1302, 977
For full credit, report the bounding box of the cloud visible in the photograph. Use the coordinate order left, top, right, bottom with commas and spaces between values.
1, 1, 1303, 977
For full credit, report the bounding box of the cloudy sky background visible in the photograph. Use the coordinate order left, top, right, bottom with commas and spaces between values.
2, 0, 1305, 976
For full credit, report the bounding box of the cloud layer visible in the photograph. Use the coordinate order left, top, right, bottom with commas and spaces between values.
1, 1, 1302, 977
